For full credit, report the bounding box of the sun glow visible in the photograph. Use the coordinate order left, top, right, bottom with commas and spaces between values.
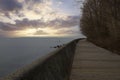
12, 27, 66, 37
38, 28, 57, 35
24, 28, 37, 34
13, 28, 37, 37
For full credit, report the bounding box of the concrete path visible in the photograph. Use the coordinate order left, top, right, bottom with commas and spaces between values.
70, 40, 120, 80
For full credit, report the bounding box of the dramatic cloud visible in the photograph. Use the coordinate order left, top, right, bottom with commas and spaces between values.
0, 0, 22, 11
0, 15, 79, 31
15, 18, 45, 28
0, 0, 68, 23
0, 0, 82, 37
48, 16, 80, 29
0, 19, 42, 32
0, 22, 17, 31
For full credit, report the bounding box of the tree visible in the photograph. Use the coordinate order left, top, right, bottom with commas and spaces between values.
80, 0, 120, 53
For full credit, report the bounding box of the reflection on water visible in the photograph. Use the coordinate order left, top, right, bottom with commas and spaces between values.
0, 37, 77, 77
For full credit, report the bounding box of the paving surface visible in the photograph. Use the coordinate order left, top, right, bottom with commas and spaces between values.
70, 40, 120, 80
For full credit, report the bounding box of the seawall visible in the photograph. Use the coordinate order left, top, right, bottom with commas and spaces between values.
1, 39, 80, 80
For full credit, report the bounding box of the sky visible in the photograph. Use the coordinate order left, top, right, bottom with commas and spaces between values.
0, 0, 84, 37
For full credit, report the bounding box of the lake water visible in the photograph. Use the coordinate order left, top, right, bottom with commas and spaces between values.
0, 37, 79, 77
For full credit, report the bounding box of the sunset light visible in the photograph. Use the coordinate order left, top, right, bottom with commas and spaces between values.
12, 27, 71, 37
0, 0, 81, 37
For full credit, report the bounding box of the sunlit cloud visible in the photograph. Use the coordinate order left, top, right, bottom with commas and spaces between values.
0, 16, 80, 37
0, 0, 82, 37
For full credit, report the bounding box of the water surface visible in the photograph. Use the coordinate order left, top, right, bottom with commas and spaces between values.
0, 37, 78, 77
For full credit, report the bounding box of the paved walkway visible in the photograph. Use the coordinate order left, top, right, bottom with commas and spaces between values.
70, 40, 120, 80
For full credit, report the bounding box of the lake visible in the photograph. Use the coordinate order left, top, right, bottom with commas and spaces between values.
0, 37, 79, 77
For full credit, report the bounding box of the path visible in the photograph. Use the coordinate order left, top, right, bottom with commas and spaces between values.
70, 40, 120, 80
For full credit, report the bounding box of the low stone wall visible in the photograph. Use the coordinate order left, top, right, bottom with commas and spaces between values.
1, 39, 80, 80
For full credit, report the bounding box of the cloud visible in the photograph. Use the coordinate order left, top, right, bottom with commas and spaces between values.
48, 16, 80, 29
0, 15, 79, 32
24, 0, 42, 4
0, 0, 69, 23
22, 0, 67, 22
0, 0, 80, 37
0, 0, 22, 12
15, 18, 45, 28
0, 0, 23, 23
34, 30, 48, 35
0, 22, 17, 31
55, 28, 80, 35
0, 19, 45, 32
